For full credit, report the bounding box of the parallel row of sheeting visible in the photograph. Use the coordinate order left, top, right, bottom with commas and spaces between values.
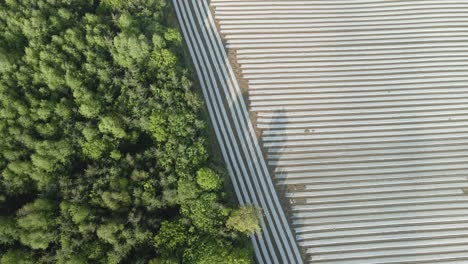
171, 1, 303, 263
211, 0, 468, 263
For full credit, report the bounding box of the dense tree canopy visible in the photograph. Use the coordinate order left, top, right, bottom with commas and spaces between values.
0, 0, 254, 263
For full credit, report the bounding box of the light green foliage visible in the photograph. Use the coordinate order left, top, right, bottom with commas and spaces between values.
151, 48, 177, 70
164, 28, 182, 46
81, 138, 107, 160
152, 34, 166, 49
32, 140, 73, 172
182, 193, 224, 233
16, 199, 57, 249
183, 237, 253, 264
148, 111, 205, 164
149, 258, 178, 264
60, 202, 91, 225
1, 162, 32, 193
102, 191, 132, 211
98, 116, 127, 139
148, 112, 168, 142
227, 206, 262, 235
118, 13, 134, 30
112, 32, 150, 69
101, 0, 131, 10
196, 167, 221, 191
0, 249, 35, 264
81, 127, 108, 159
35, 122, 58, 137
78, 99, 101, 118
177, 177, 201, 203
96, 221, 124, 246
30, 154, 54, 172
154, 220, 187, 251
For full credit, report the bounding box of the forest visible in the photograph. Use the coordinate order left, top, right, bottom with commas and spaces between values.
0, 0, 258, 263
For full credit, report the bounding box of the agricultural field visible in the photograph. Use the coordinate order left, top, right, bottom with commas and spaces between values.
3, 0, 468, 264
179, 0, 468, 263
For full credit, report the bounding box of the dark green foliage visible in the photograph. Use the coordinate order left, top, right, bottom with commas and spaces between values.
0, 216, 18, 245
0, 0, 253, 263
0, 249, 35, 264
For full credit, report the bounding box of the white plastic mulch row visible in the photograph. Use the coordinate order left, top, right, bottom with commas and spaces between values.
211, 0, 468, 263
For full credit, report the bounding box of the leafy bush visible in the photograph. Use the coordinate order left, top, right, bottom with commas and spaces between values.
196, 167, 222, 191
227, 206, 262, 235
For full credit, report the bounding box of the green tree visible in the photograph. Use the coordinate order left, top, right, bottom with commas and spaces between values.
183, 237, 253, 264
1, 162, 32, 194
196, 167, 221, 191
181, 193, 225, 233
96, 221, 124, 246
98, 116, 127, 139
0, 249, 35, 264
0, 216, 19, 245
226, 206, 262, 235
154, 220, 187, 254
112, 32, 150, 70
16, 199, 57, 249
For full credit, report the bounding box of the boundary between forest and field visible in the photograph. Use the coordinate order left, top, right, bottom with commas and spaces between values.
171, 1, 304, 263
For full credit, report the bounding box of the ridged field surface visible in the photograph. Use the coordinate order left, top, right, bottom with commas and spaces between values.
211, 0, 468, 263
